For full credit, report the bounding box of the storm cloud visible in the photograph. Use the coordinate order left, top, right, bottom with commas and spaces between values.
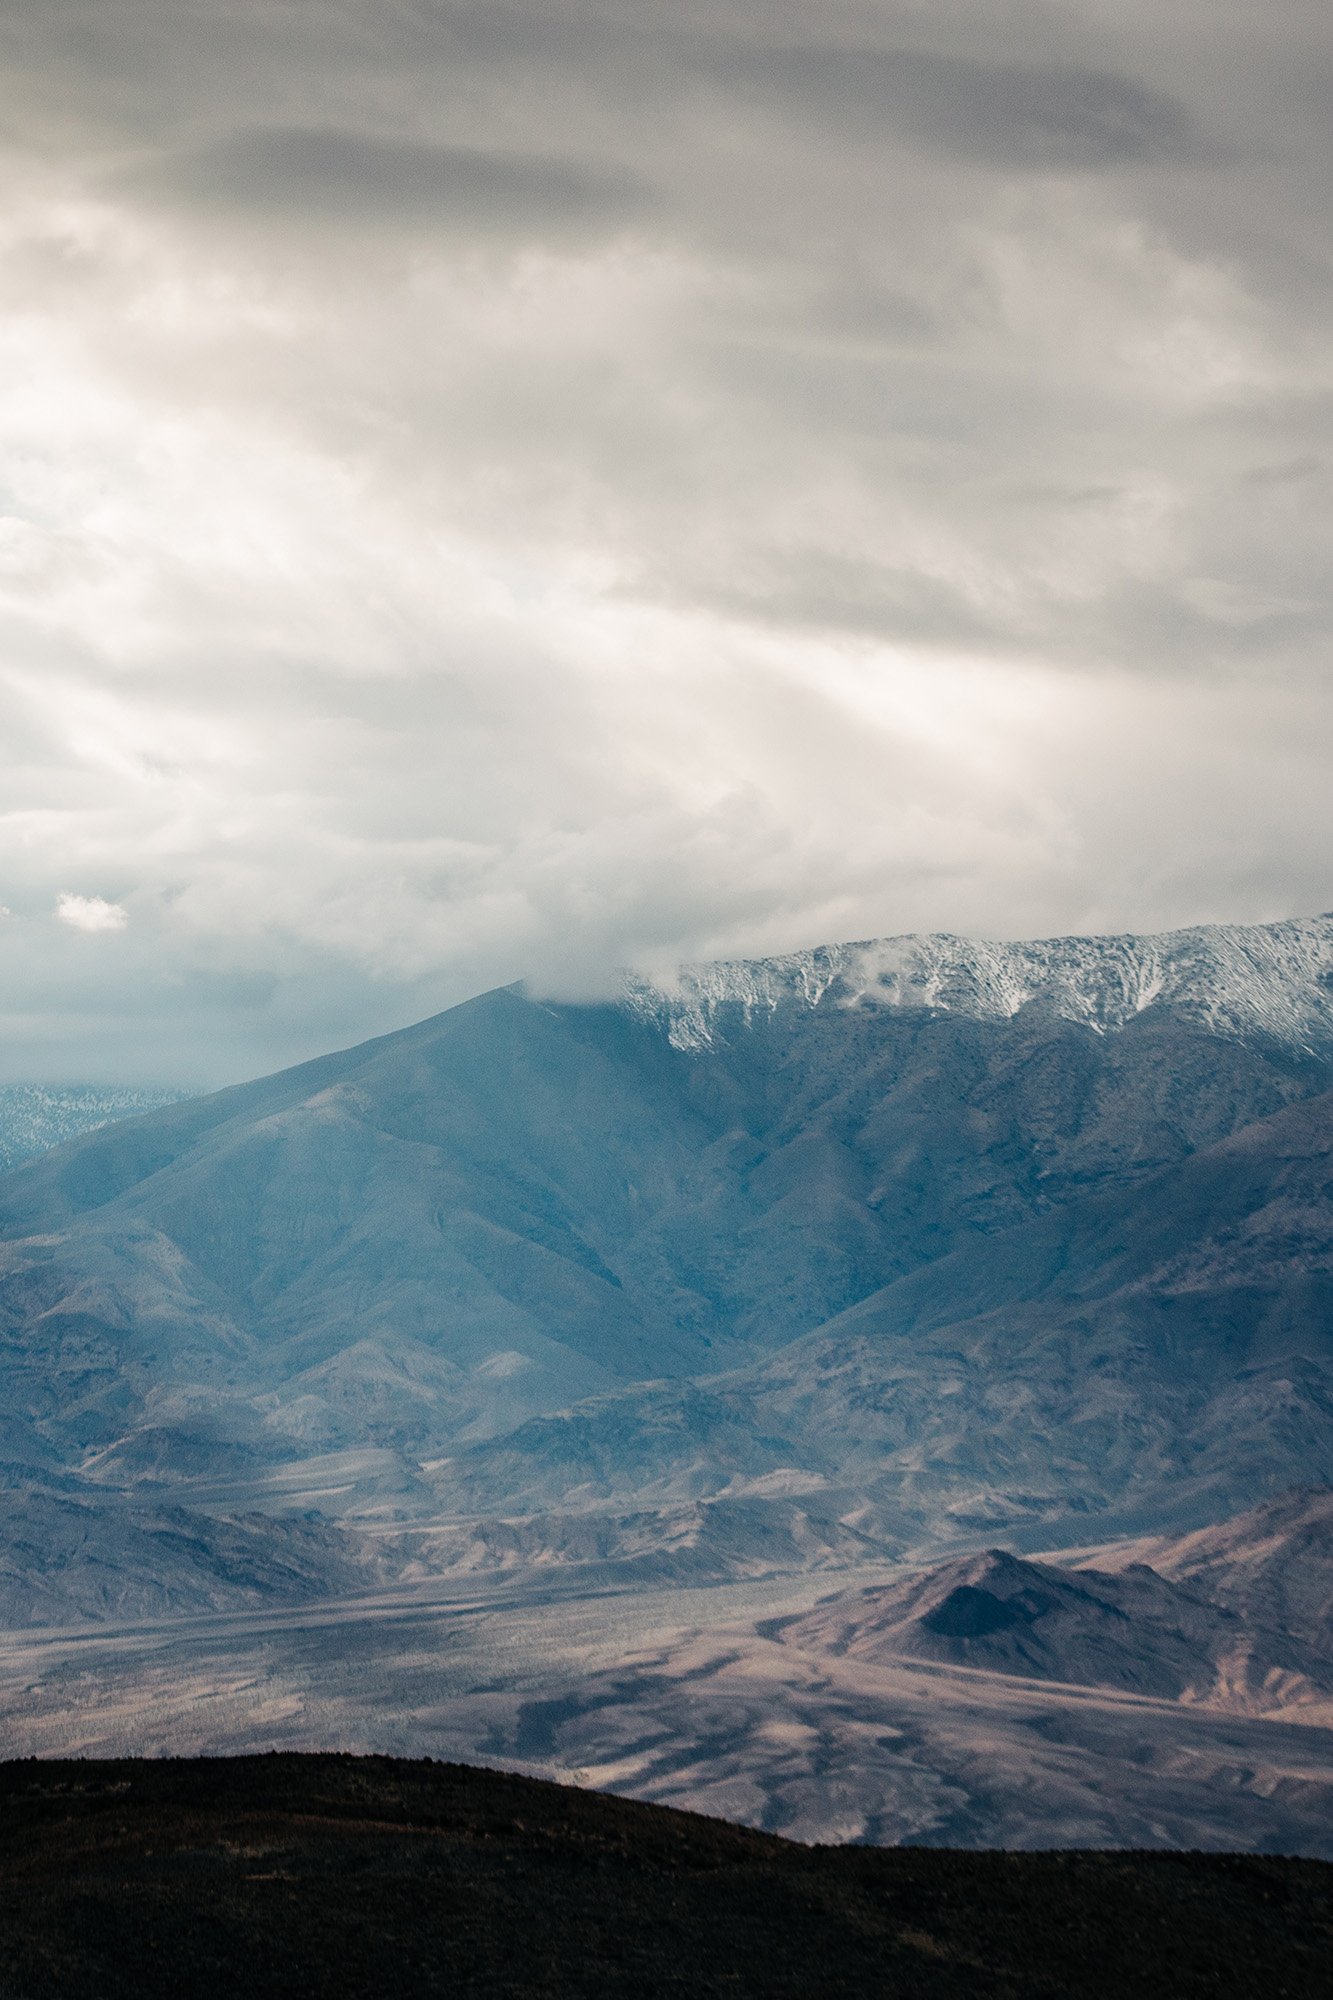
1, 1, 1332, 1081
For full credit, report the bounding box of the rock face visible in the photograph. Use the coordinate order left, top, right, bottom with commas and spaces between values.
1, 913, 1333, 1613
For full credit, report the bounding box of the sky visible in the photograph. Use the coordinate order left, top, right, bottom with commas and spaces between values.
2, 0, 1332, 1084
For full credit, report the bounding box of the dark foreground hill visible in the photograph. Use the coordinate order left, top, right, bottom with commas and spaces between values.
1, 1757, 1330, 2000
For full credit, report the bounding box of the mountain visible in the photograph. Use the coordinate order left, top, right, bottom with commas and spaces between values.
0, 1471, 379, 1626
0, 1085, 187, 1173
773, 1543, 1333, 1711
431, 1021, 1333, 1544
2, 914, 1333, 1610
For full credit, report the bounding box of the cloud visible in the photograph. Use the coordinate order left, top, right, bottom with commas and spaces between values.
128, 127, 655, 237
709, 45, 1206, 171
0, 2, 1328, 1082
55, 894, 129, 934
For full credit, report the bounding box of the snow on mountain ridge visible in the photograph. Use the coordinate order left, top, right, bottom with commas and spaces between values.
624, 915, 1333, 1054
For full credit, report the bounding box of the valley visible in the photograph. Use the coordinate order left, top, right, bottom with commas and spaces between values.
2, 1492, 1332, 1854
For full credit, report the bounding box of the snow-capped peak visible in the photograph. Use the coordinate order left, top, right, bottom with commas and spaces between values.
623, 915, 1333, 1054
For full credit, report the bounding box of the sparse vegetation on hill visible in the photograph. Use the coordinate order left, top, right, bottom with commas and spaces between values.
1, 1755, 1330, 1998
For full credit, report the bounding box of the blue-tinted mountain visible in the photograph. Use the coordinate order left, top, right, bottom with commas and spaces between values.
1, 916, 1333, 1602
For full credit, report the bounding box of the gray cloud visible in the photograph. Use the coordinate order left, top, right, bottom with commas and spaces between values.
0, 1, 1331, 1081
131, 126, 654, 235
706, 44, 1205, 170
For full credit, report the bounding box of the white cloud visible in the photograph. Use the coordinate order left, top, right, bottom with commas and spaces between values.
55, 894, 129, 934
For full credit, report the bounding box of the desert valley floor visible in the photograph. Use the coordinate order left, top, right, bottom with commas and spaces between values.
4, 1538, 1333, 1854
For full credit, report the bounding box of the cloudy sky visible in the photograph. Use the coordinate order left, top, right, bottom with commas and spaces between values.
2, 0, 1332, 1082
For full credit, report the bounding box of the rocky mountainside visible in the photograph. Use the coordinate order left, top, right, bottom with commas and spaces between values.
1, 914, 1332, 1612
425, 1076, 1333, 1545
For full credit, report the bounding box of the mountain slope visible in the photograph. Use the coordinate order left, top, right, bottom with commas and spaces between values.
828, 1083, 1333, 1354
1083, 1488, 1333, 1658
2, 915, 1333, 1583
427, 1086, 1333, 1538
0, 1470, 380, 1625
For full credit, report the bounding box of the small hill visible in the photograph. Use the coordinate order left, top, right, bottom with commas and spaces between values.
0, 1474, 380, 1626
776, 1546, 1333, 1709
0, 1754, 1329, 1999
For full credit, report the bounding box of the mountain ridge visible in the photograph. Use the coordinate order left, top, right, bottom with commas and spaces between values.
625, 913, 1333, 1053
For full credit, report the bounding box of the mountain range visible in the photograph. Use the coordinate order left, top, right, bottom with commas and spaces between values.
3, 915, 1331, 1568
2, 913, 1333, 1849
